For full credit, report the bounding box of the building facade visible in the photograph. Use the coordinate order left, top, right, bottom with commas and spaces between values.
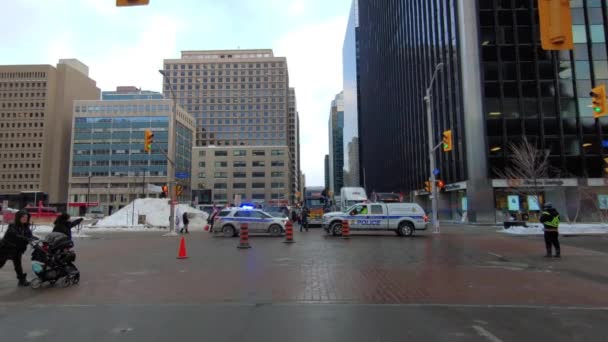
324, 154, 330, 191
67, 99, 194, 216
162, 49, 299, 204
328, 91, 344, 194
0, 59, 100, 207
191, 146, 290, 205
102, 86, 164, 101
288, 87, 301, 203
342, 0, 362, 187
357, 0, 608, 222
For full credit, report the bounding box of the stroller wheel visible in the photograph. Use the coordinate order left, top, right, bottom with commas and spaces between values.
30, 278, 42, 289
71, 275, 80, 285
58, 277, 71, 288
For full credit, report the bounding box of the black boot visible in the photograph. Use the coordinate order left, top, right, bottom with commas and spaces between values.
554, 250, 561, 258
544, 251, 552, 258
18, 274, 30, 287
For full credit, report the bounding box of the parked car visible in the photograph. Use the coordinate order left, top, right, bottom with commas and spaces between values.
212, 208, 288, 237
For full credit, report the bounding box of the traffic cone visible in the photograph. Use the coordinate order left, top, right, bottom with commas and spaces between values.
284, 220, 295, 243
342, 219, 350, 239
177, 236, 188, 259
237, 223, 251, 249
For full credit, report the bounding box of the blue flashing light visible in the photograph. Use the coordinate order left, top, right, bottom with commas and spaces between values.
240, 204, 255, 210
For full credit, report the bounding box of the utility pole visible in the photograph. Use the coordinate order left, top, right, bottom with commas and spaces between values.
86, 174, 92, 215
425, 62, 444, 234
159, 69, 178, 235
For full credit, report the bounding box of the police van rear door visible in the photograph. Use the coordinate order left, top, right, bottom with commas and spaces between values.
368, 204, 387, 230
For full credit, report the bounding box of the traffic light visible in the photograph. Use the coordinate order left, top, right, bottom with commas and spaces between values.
436, 180, 445, 190
161, 185, 168, 198
116, 0, 149, 6
144, 129, 154, 152
424, 181, 431, 192
175, 185, 183, 197
604, 157, 608, 175
442, 130, 453, 152
538, 0, 573, 50
591, 85, 607, 118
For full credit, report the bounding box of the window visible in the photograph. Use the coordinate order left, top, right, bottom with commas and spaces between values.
252, 150, 265, 156
234, 211, 251, 218
198, 162, 206, 167
233, 161, 246, 167
198, 151, 206, 157
271, 150, 284, 156
233, 182, 246, 189
214, 183, 227, 189
271, 171, 284, 177
233, 149, 246, 156
214, 161, 228, 168
271, 182, 284, 189
233, 171, 247, 178
214, 150, 227, 157
252, 182, 265, 188
252, 194, 266, 200
252, 161, 265, 167
271, 161, 284, 167
214, 172, 228, 178
252, 172, 265, 178
371, 205, 383, 215
198, 172, 206, 178
214, 193, 227, 201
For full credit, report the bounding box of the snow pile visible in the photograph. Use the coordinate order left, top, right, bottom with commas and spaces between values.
499, 223, 608, 235
94, 198, 208, 229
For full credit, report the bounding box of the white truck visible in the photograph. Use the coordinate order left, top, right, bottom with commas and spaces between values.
339, 187, 368, 211
322, 202, 429, 237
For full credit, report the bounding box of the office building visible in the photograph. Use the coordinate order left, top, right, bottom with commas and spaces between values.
288, 87, 301, 203
0, 59, 100, 207
357, 1, 608, 222
191, 146, 290, 205
342, 0, 362, 187
67, 98, 195, 216
162, 49, 297, 204
324, 154, 330, 191
328, 91, 344, 194
102, 86, 164, 101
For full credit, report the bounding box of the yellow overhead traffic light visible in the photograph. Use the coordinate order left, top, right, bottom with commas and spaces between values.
144, 129, 154, 152
591, 85, 607, 118
116, 0, 149, 6
538, 0, 573, 50
442, 129, 453, 152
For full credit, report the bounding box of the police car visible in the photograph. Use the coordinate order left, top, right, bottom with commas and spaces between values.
322, 202, 429, 237
212, 207, 288, 237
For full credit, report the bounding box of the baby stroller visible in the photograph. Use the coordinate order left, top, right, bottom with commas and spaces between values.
29, 232, 80, 288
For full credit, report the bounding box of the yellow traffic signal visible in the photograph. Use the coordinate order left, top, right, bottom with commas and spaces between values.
175, 185, 183, 197
591, 85, 607, 118
424, 181, 431, 192
538, 0, 573, 50
144, 129, 154, 152
116, 0, 149, 6
442, 130, 453, 152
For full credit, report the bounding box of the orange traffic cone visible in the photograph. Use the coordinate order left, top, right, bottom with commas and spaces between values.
283, 220, 295, 243
342, 219, 350, 239
237, 223, 251, 249
177, 236, 188, 259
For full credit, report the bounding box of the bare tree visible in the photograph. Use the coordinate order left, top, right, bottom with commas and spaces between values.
494, 137, 554, 215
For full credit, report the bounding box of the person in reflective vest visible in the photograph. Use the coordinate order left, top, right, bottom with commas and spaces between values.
539, 202, 560, 258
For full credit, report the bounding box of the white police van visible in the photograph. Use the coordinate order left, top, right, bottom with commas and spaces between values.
322, 202, 429, 237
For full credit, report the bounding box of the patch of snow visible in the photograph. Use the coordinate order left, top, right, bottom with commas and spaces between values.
94, 198, 208, 229
499, 223, 608, 235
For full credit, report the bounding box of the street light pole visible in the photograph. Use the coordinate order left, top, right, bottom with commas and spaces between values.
425, 62, 444, 234
86, 174, 92, 215
159, 69, 178, 235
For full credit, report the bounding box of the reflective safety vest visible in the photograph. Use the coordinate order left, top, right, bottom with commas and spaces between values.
542, 211, 560, 229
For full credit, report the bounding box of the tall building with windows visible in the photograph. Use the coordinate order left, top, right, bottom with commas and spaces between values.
342, 0, 362, 187
357, 1, 608, 222
162, 49, 298, 204
288, 87, 301, 203
102, 86, 164, 101
324, 154, 330, 191
328, 91, 344, 194
0, 59, 100, 207
67, 99, 194, 216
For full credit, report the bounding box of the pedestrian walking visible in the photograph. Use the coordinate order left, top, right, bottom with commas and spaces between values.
300, 206, 309, 232
0, 210, 33, 286
181, 211, 190, 234
540, 202, 560, 258
52, 212, 73, 240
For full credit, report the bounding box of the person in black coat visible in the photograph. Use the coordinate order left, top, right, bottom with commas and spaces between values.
0, 210, 33, 286
52, 213, 72, 240
180, 212, 190, 234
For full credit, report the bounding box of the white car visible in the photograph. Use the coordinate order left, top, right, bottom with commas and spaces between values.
213, 208, 288, 237
323, 202, 429, 237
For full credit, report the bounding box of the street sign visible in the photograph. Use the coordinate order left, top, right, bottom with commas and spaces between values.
602, 140, 608, 148
175, 171, 189, 179
433, 168, 440, 176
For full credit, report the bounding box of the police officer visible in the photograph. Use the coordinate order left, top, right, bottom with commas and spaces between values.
539, 202, 560, 258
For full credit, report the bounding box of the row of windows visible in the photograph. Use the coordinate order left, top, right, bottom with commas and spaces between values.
0, 121, 43, 128
74, 149, 167, 156
179, 96, 285, 104
212, 182, 286, 189
165, 62, 284, 70
169, 71, 285, 78
0, 173, 40, 179
0, 92, 46, 98
75, 104, 171, 114
1, 102, 45, 109
1, 153, 41, 159
208, 149, 285, 157
73, 160, 168, 167
170, 89, 286, 97
198, 139, 287, 147
2, 163, 41, 169
72, 171, 167, 177
208, 160, 284, 168
0, 183, 39, 190
0, 81, 46, 87
0, 112, 44, 119
198, 170, 285, 178
2, 142, 43, 149
167, 83, 286, 91
0, 132, 42, 139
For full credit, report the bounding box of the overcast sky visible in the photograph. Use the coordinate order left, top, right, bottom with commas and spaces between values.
0, 0, 350, 186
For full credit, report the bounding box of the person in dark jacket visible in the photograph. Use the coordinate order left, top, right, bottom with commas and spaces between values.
539, 202, 560, 258
300, 207, 309, 232
52, 213, 72, 240
0, 210, 33, 286
180, 212, 190, 234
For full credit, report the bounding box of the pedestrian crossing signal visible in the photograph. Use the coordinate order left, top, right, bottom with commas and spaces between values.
144, 129, 154, 152
591, 85, 607, 118
442, 130, 453, 152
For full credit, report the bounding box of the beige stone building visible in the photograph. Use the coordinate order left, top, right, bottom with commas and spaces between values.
67, 96, 195, 216
192, 146, 290, 205
162, 49, 299, 204
0, 59, 100, 207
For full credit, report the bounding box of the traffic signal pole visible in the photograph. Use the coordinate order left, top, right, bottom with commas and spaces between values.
425, 63, 444, 234
159, 69, 178, 235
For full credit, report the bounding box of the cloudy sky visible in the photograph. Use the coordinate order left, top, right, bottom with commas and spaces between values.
0, 0, 351, 186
